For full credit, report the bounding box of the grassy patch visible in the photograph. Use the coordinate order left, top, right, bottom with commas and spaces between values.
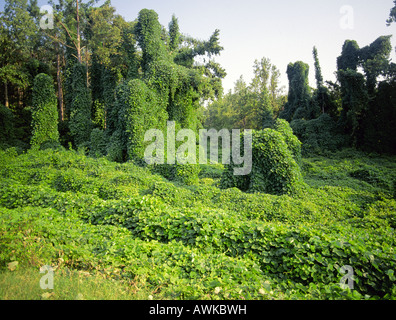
0, 267, 157, 300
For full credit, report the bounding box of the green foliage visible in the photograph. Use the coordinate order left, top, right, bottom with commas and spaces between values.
222, 129, 304, 196
30, 73, 59, 148
63, 38, 78, 121
205, 59, 284, 131
280, 61, 313, 121
2, 2, 396, 301
0, 0, 37, 109
117, 79, 168, 162
291, 114, 348, 155
89, 128, 107, 158
337, 40, 360, 72
0, 104, 16, 148
312, 47, 338, 117
387, 0, 396, 26
359, 36, 393, 93
168, 14, 181, 52
360, 81, 396, 154
273, 119, 302, 166
1, 148, 396, 299
69, 64, 92, 148
336, 36, 395, 153
144, 59, 200, 131
337, 70, 369, 144
104, 8, 226, 169
135, 9, 167, 73
171, 163, 201, 186
106, 129, 125, 163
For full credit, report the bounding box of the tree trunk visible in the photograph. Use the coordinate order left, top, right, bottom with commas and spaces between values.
86, 51, 89, 87
4, 81, 9, 108
76, 0, 81, 64
57, 53, 64, 121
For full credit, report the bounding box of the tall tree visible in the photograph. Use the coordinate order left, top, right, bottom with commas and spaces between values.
386, 1, 396, 29
337, 40, 360, 71
313, 47, 323, 88
51, 0, 97, 120
336, 36, 393, 148
86, 0, 130, 130
312, 46, 337, 116
69, 63, 92, 147
205, 59, 284, 131
280, 61, 312, 121
250, 58, 283, 128
168, 14, 181, 52
359, 35, 392, 94
0, 0, 36, 108
135, 9, 167, 73
31, 73, 59, 148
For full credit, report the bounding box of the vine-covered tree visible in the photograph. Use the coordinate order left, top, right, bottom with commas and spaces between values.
337, 36, 395, 151
31, 73, 59, 147
69, 63, 92, 148
280, 61, 312, 121
360, 35, 393, 94
168, 14, 181, 52
387, 0, 396, 54
312, 47, 337, 117
135, 9, 167, 73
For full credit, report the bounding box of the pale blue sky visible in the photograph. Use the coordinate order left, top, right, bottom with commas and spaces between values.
2, 0, 396, 93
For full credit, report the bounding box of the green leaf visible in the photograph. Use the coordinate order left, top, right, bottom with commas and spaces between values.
386, 269, 395, 281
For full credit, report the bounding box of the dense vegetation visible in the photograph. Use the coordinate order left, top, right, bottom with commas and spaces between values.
1, 0, 396, 300
1, 147, 395, 299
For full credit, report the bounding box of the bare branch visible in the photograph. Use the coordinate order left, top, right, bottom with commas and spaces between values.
58, 20, 78, 50
44, 32, 75, 50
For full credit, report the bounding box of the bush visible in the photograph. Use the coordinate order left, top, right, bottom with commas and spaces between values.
171, 163, 201, 186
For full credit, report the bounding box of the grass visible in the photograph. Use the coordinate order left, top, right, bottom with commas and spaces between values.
0, 266, 159, 300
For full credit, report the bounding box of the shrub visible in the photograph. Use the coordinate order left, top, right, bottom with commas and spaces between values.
171, 163, 201, 186
221, 129, 305, 196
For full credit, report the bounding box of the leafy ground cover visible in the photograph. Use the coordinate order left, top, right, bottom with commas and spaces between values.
0, 147, 395, 300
